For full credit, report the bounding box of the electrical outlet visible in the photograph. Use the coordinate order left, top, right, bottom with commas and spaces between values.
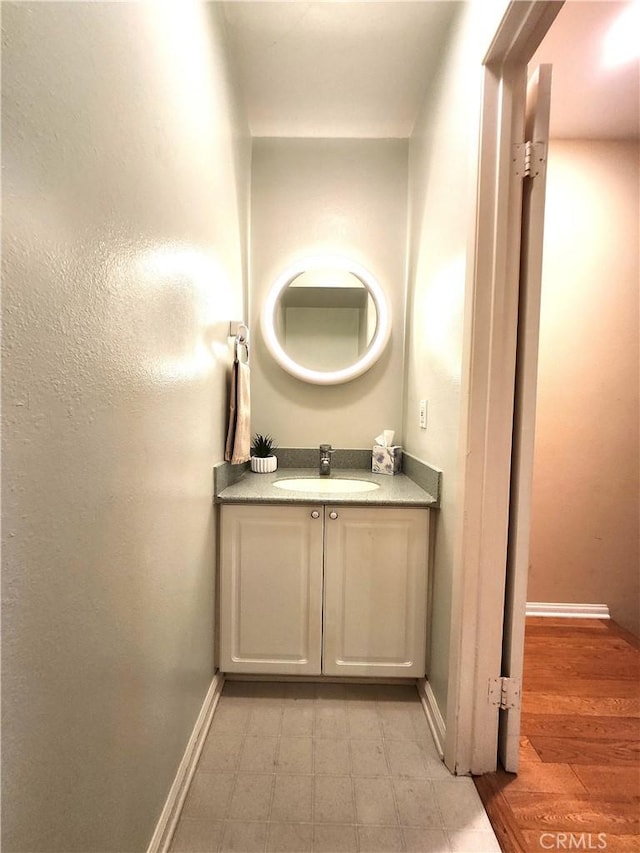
419, 399, 428, 429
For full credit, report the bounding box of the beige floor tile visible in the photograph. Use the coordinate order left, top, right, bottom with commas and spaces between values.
448, 829, 501, 852
277, 737, 313, 774
228, 773, 274, 821
313, 824, 358, 852
177, 685, 495, 853
182, 772, 235, 820
270, 774, 313, 822
169, 818, 223, 853
252, 682, 287, 703
354, 777, 397, 825
313, 775, 355, 823
379, 709, 419, 741
421, 750, 452, 781
346, 705, 382, 739
411, 722, 442, 754
284, 682, 318, 701
434, 779, 493, 832
375, 685, 408, 702
377, 699, 415, 719
222, 681, 256, 698
393, 779, 442, 828
314, 738, 351, 775
350, 739, 388, 777
419, 735, 444, 762
357, 825, 404, 852
267, 822, 313, 852
316, 682, 348, 703
412, 717, 442, 748
386, 739, 428, 777
220, 821, 267, 852
403, 828, 451, 852
246, 706, 282, 736
208, 705, 250, 736
239, 736, 278, 773
315, 705, 348, 738
376, 684, 418, 703
343, 684, 381, 702
198, 735, 243, 773
281, 705, 314, 736
408, 701, 429, 724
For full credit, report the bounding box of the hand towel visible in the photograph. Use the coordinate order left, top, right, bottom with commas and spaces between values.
224, 359, 251, 464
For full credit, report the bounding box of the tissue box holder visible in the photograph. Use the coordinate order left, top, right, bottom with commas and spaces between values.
372, 445, 402, 475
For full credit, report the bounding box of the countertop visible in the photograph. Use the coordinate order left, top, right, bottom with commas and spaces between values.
215, 468, 437, 507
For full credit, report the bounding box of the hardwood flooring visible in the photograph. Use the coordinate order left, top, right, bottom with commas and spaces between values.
474, 618, 640, 853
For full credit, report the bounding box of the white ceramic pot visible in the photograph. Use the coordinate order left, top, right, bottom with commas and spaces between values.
250, 455, 278, 473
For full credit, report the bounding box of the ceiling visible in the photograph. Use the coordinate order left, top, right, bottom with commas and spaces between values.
220, 1, 459, 138
219, 1, 639, 141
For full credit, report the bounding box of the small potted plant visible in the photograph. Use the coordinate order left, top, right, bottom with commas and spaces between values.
250, 433, 278, 473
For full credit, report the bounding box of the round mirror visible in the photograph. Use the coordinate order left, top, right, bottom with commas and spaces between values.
261, 257, 391, 385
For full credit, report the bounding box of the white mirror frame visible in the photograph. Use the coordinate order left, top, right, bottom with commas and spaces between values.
261, 256, 392, 385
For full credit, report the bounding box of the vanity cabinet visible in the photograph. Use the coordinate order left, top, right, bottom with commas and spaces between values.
323, 506, 428, 678
219, 504, 429, 678
219, 504, 323, 675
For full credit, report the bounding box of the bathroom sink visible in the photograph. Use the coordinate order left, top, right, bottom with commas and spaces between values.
273, 477, 379, 494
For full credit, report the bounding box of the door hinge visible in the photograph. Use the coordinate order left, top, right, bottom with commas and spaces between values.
488, 676, 521, 710
512, 141, 546, 179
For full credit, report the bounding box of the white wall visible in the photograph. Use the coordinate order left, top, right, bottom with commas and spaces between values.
1, 4, 249, 851
528, 140, 640, 636
250, 138, 408, 448
404, 0, 511, 719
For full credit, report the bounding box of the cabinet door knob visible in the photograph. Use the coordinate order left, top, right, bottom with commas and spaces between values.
311, 510, 320, 519
329, 511, 338, 520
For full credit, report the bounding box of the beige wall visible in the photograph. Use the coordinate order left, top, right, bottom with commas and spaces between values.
249, 138, 408, 448
528, 140, 640, 636
404, 0, 511, 718
1, 4, 248, 851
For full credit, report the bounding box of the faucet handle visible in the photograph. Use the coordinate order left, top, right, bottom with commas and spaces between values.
319, 444, 334, 476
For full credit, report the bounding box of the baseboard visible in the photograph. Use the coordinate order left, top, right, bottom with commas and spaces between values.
147, 671, 225, 853
526, 602, 610, 619
417, 677, 445, 758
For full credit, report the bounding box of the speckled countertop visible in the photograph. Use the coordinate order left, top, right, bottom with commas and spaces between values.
216, 468, 437, 507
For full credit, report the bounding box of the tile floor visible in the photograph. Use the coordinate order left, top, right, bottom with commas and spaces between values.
170, 681, 500, 853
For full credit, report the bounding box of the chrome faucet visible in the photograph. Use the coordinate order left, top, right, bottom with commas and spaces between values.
319, 444, 334, 476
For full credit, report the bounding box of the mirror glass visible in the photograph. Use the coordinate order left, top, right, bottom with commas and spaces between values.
261, 257, 391, 385
275, 269, 377, 372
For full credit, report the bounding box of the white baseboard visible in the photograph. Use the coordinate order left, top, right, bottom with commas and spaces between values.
147, 671, 225, 853
526, 602, 610, 619
417, 678, 445, 758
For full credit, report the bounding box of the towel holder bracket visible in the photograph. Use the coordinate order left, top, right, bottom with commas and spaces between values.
229, 321, 249, 363
229, 321, 248, 341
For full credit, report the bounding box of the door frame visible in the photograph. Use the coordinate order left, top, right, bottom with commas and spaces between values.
444, 0, 563, 775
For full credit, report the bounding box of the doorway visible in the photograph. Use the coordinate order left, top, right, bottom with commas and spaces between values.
526, 2, 640, 640
447, 0, 639, 777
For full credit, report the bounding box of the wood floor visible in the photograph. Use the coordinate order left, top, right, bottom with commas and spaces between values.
474, 617, 640, 853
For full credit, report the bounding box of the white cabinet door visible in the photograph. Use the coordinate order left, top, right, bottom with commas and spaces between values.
220, 504, 323, 674
323, 506, 429, 677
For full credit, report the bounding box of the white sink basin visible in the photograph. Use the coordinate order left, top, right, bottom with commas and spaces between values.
273, 477, 379, 494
